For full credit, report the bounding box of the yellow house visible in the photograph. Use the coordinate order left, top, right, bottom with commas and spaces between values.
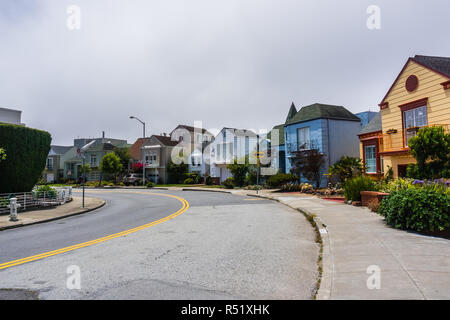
377, 55, 450, 178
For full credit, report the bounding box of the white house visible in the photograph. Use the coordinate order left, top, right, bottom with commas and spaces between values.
0, 107, 24, 125
209, 127, 258, 182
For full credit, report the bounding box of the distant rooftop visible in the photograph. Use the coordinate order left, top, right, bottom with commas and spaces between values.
286, 103, 361, 125
359, 112, 382, 135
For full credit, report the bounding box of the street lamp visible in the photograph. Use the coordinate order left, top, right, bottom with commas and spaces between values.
130, 116, 146, 187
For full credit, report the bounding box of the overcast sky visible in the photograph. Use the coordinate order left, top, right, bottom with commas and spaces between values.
0, 0, 449, 145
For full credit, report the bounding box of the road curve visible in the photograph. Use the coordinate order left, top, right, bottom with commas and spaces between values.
0, 189, 319, 299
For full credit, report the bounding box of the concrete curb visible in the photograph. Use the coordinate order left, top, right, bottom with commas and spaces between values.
181, 188, 232, 194
245, 192, 332, 300
0, 198, 106, 231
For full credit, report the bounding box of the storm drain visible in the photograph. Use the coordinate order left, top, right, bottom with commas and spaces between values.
0, 289, 39, 300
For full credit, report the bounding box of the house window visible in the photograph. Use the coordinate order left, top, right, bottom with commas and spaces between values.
297, 127, 310, 150
364, 145, 377, 173
47, 158, 54, 170
196, 133, 202, 143
90, 155, 97, 167
403, 105, 427, 146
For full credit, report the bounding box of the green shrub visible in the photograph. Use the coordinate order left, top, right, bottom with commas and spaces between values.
279, 183, 302, 192
205, 175, 213, 185
378, 188, 449, 232
0, 124, 51, 193
34, 185, 57, 199
227, 160, 248, 187
222, 177, 235, 189
265, 173, 299, 188
184, 172, 201, 184
380, 178, 415, 193
328, 156, 364, 183
183, 177, 195, 184
343, 176, 378, 201
145, 181, 155, 188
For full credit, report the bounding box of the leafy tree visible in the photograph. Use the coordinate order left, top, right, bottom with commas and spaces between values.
113, 147, 131, 172
167, 160, 188, 184
0, 148, 5, 162
328, 156, 364, 183
289, 149, 326, 189
100, 153, 123, 183
227, 159, 249, 187
407, 126, 450, 179
78, 163, 91, 183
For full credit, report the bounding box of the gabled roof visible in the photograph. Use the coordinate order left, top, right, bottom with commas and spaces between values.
285, 102, 297, 123
49, 145, 73, 155
379, 55, 450, 106
286, 103, 360, 125
267, 124, 285, 145
221, 127, 258, 137
359, 112, 382, 135
154, 135, 179, 146
413, 55, 450, 78
170, 124, 212, 135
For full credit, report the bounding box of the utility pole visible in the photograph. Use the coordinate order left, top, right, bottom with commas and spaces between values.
130, 116, 147, 187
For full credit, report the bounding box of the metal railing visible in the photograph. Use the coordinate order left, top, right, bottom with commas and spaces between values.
379, 124, 449, 153
0, 187, 73, 214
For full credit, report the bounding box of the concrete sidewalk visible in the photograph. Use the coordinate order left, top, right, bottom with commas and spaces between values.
0, 196, 105, 231
242, 190, 450, 300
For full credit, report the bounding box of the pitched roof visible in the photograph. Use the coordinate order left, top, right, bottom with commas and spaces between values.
380, 55, 450, 105
50, 145, 72, 155
267, 124, 285, 145
154, 135, 179, 146
285, 102, 297, 123
359, 112, 382, 135
412, 55, 450, 78
171, 124, 211, 135
286, 103, 360, 125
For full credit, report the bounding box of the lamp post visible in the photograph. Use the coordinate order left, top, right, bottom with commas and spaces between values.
80, 140, 96, 208
130, 116, 146, 187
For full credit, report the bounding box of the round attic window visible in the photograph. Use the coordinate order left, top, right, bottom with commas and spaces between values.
405, 75, 419, 92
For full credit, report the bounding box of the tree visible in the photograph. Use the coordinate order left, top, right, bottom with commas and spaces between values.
289, 149, 326, 189
167, 160, 188, 184
227, 158, 249, 187
0, 148, 5, 162
407, 126, 450, 179
113, 147, 131, 172
328, 156, 364, 183
100, 153, 123, 183
78, 163, 91, 182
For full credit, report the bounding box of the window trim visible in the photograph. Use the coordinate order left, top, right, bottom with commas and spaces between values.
362, 138, 381, 175
297, 126, 310, 151
399, 98, 428, 148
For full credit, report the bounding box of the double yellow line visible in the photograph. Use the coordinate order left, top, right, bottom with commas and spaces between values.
0, 192, 189, 271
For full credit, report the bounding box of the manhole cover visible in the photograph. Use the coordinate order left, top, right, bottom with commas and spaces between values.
0, 289, 39, 300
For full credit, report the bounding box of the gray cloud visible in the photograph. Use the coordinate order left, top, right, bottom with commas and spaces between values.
0, 0, 449, 145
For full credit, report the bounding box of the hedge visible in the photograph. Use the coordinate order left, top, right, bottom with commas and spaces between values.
378, 188, 449, 232
0, 123, 51, 193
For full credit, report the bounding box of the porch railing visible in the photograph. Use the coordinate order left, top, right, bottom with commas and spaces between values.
379, 124, 449, 153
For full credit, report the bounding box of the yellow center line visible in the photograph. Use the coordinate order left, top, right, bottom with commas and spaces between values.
0, 192, 190, 270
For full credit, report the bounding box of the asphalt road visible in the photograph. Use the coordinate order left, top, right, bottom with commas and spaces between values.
0, 189, 319, 299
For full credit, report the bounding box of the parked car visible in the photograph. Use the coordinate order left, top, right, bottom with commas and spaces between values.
123, 173, 143, 186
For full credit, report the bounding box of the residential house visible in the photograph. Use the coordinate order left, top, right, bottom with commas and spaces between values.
267, 103, 297, 173
43, 145, 75, 182
141, 134, 178, 183
209, 127, 258, 182
0, 107, 24, 125
169, 124, 215, 176
358, 112, 383, 177
63, 134, 129, 181
283, 103, 373, 187
377, 55, 450, 178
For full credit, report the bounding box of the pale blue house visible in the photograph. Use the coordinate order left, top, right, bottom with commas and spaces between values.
281, 103, 374, 187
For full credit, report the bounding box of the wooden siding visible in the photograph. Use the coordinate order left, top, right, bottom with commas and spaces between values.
380, 60, 450, 177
